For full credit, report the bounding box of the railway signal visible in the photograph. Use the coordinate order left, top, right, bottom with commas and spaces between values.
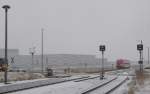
137, 44, 143, 51
11, 57, 15, 63
29, 47, 36, 72
99, 45, 106, 80
137, 40, 143, 72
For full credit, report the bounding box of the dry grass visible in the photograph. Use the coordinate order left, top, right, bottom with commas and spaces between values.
135, 70, 150, 86
128, 87, 135, 94
127, 77, 136, 94
128, 70, 150, 94
0, 72, 45, 82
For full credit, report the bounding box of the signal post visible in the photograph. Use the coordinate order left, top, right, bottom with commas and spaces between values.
99, 45, 106, 80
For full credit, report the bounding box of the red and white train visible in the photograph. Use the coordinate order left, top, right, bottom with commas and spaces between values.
116, 59, 130, 69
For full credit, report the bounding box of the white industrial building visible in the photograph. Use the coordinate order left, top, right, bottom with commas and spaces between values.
0, 49, 114, 73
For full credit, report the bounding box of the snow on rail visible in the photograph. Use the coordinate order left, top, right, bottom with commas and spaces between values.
86, 76, 128, 94
81, 77, 117, 94
7, 75, 117, 94
0, 75, 90, 93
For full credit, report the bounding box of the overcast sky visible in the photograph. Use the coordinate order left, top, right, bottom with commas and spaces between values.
0, 0, 150, 61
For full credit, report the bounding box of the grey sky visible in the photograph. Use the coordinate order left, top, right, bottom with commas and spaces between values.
0, 0, 150, 61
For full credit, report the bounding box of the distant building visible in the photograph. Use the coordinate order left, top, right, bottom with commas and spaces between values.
11, 54, 109, 71
0, 49, 112, 72
0, 49, 19, 58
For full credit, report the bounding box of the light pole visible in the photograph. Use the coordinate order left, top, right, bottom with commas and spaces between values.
41, 28, 44, 74
99, 45, 105, 80
29, 47, 36, 72
148, 47, 149, 64
2, 5, 10, 84
46, 56, 48, 67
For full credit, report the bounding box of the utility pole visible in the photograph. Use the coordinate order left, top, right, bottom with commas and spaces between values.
2, 5, 10, 84
46, 57, 48, 67
41, 28, 44, 74
99, 45, 106, 80
84, 63, 87, 73
148, 47, 149, 64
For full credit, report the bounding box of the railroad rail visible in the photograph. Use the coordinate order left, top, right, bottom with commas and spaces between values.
82, 76, 128, 94
0, 75, 92, 94
105, 77, 127, 94
74, 76, 100, 82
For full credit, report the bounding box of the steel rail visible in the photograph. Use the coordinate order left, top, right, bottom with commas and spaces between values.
82, 77, 117, 94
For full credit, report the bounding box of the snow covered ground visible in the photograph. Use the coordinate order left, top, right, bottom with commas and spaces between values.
0, 74, 95, 93
0, 70, 134, 94
123, 68, 150, 94
88, 76, 127, 94
6, 75, 118, 94
111, 76, 132, 94
134, 69, 150, 94
0, 74, 90, 86
135, 85, 150, 94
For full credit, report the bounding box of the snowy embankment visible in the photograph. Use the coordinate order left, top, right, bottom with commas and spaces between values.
0, 75, 89, 93
7, 75, 118, 94
134, 69, 150, 94
0, 72, 45, 82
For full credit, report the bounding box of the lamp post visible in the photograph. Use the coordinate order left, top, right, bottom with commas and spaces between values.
41, 28, 44, 74
99, 45, 105, 80
148, 47, 149, 64
2, 5, 10, 84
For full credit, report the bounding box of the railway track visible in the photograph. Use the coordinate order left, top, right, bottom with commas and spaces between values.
74, 76, 100, 82
5, 75, 124, 94
82, 76, 128, 94
4, 70, 129, 94
1, 75, 96, 94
